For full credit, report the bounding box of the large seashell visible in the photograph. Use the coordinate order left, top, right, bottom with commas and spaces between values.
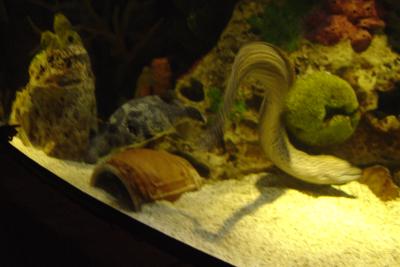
91, 148, 203, 210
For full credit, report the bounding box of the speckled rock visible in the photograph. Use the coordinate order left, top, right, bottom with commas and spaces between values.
290, 35, 400, 99
86, 95, 205, 163
9, 14, 97, 160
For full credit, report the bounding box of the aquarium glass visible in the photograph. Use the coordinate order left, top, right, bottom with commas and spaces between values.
2, 0, 400, 265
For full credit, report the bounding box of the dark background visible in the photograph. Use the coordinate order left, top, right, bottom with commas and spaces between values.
0, 0, 237, 120
0, 142, 230, 267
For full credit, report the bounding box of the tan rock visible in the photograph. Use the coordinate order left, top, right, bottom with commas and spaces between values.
9, 14, 97, 160
360, 165, 400, 201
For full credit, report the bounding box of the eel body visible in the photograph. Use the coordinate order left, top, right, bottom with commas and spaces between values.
216, 42, 361, 184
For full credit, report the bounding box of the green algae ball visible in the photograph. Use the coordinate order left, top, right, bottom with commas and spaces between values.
284, 72, 360, 147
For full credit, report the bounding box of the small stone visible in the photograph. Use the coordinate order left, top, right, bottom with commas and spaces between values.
350, 29, 372, 52
360, 165, 400, 201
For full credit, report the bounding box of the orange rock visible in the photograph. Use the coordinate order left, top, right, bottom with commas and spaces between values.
135, 57, 172, 98
151, 57, 172, 96
360, 165, 400, 201
328, 0, 378, 21
357, 17, 385, 31
310, 15, 357, 45
307, 0, 384, 52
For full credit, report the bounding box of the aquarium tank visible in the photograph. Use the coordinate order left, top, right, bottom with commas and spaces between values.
1, 0, 400, 265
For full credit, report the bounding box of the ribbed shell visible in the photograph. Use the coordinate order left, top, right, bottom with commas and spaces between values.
91, 148, 203, 210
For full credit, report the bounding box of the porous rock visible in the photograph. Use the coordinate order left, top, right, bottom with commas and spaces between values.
306, 0, 384, 52
10, 14, 97, 160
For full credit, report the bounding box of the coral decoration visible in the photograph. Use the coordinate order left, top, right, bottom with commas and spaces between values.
309, 15, 357, 45
306, 0, 385, 52
135, 57, 172, 98
91, 148, 203, 211
9, 14, 98, 160
151, 58, 172, 96
358, 17, 386, 30
328, 0, 378, 21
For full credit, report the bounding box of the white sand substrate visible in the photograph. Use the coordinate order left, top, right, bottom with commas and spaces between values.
11, 138, 400, 266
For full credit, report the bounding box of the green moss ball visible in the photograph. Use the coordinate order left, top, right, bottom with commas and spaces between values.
284, 71, 360, 147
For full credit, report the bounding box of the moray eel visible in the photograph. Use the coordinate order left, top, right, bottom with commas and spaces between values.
215, 42, 361, 184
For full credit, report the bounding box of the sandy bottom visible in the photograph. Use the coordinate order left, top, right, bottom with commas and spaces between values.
11, 138, 400, 266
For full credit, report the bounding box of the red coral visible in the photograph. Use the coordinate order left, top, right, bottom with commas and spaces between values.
328, 0, 378, 21
306, 0, 385, 52
357, 17, 385, 30
135, 57, 172, 98
309, 15, 357, 45
151, 58, 172, 96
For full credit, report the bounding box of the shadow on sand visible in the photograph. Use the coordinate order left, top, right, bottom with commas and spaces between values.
187, 169, 355, 242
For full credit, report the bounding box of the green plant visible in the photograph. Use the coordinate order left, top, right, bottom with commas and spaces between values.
207, 86, 223, 113
284, 71, 360, 147
229, 97, 246, 121
248, 0, 319, 52
207, 86, 246, 120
